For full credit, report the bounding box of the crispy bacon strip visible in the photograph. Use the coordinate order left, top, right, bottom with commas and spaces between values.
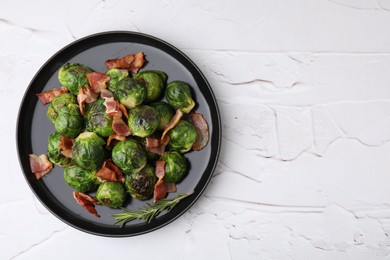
100, 88, 114, 99
86, 72, 110, 93
96, 159, 125, 183
60, 136, 74, 158
189, 112, 210, 151
155, 160, 166, 179
118, 103, 129, 119
153, 179, 168, 203
112, 111, 131, 136
73, 192, 100, 217
160, 109, 183, 142
101, 90, 129, 118
103, 96, 118, 116
105, 52, 145, 73
77, 85, 98, 115
106, 133, 126, 149
153, 160, 176, 202
146, 137, 160, 148
29, 154, 54, 180
146, 136, 170, 156
36, 86, 68, 105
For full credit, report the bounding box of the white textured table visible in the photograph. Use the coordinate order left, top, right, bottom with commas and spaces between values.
3, 0, 390, 259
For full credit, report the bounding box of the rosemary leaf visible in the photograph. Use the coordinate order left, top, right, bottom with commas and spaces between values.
112, 191, 194, 227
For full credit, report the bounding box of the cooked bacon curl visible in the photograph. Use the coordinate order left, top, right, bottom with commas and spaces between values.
59, 136, 74, 158
77, 85, 98, 115
36, 86, 68, 105
160, 109, 183, 142
86, 72, 110, 93
73, 192, 100, 217
105, 52, 145, 74
189, 112, 210, 151
29, 154, 54, 180
106, 133, 126, 149
153, 160, 177, 202
96, 159, 125, 183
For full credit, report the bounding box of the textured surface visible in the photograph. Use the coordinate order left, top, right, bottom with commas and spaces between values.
2, 0, 390, 259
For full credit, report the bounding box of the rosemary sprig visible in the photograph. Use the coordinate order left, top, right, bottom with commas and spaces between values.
112, 191, 194, 227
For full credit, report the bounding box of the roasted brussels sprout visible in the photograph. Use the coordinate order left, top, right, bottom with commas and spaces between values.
64, 165, 99, 192
85, 98, 114, 137
106, 68, 129, 89
160, 151, 188, 183
54, 103, 84, 138
111, 138, 147, 175
47, 132, 72, 167
72, 132, 106, 170
47, 93, 77, 123
135, 70, 167, 102
150, 101, 175, 130
127, 105, 160, 137
168, 120, 198, 153
96, 181, 126, 208
165, 80, 195, 114
125, 164, 157, 200
108, 78, 146, 109
58, 63, 93, 95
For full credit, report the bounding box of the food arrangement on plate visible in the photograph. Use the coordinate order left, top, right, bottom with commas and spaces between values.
28, 51, 210, 225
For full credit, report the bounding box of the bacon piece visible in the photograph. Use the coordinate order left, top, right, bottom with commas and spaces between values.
153, 179, 168, 203
103, 96, 118, 116
118, 103, 129, 119
155, 160, 166, 179
106, 133, 126, 149
112, 111, 131, 136
36, 86, 68, 105
101, 90, 129, 118
59, 136, 74, 158
165, 182, 177, 193
96, 159, 125, 183
189, 113, 210, 151
73, 192, 100, 217
146, 136, 170, 156
29, 154, 54, 180
146, 137, 160, 148
153, 180, 177, 202
86, 72, 110, 93
160, 109, 183, 142
153, 160, 177, 202
77, 85, 98, 115
100, 88, 114, 99
105, 52, 145, 73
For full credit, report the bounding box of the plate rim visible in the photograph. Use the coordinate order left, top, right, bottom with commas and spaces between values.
16, 31, 221, 237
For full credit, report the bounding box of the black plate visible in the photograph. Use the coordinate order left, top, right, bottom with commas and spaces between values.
16, 31, 221, 237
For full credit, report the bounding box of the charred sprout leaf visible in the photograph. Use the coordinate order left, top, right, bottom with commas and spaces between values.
64, 165, 99, 192
54, 103, 84, 138
128, 105, 160, 137
160, 151, 188, 183
96, 181, 126, 208
47, 93, 77, 123
109, 77, 146, 109
58, 63, 93, 95
106, 68, 129, 89
85, 98, 115, 137
135, 70, 167, 102
111, 138, 147, 175
149, 101, 175, 130
168, 120, 198, 153
72, 132, 106, 171
112, 191, 194, 226
125, 164, 157, 200
165, 80, 195, 114
47, 132, 72, 167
